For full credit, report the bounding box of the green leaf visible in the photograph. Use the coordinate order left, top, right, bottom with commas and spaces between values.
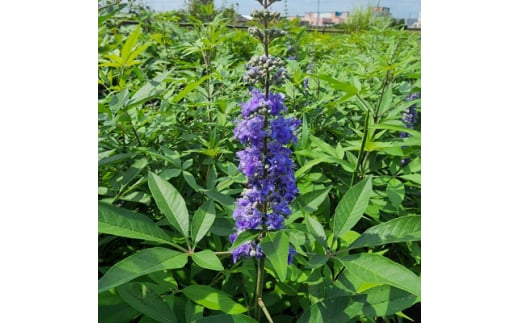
98, 247, 187, 293
230, 230, 259, 250
337, 253, 421, 297
370, 123, 421, 138
313, 74, 358, 97
119, 191, 151, 205
310, 135, 337, 157
300, 114, 309, 148
148, 172, 190, 237
261, 231, 289, 282
194, 314, 258, 323
117, 282, 176, 323
98, 290, 138, 323
119, 158, 148, 188
359, 285, 419, 317
191, 200, 216, 246
297, 286, 418, 323
305, 215, 327, 248
98, 202, 172, 245
182, 285, 247, 314
297, 295, 360, 323
292, 187, 331, 215
182, 171, 204, 191
378, 85, 394, 115
171, 75, 211, 103
192, 250, 224, 271
205, 189, 235, 210
400, 173, 421, 185
333, 176, 372, 239
386, 178, 405, 207
121, 25, 141, 64
127, 71, 169, 108
185, 300, 204, 323
295, 150, 354, 174
98, 152, 133, 166
348, 216, 421, 249
160, 168, 182, 180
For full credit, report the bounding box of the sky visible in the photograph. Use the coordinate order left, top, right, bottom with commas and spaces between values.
147, 0, 421, 19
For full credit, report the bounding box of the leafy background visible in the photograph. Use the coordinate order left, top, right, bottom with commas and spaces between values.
98, 2, 420, 322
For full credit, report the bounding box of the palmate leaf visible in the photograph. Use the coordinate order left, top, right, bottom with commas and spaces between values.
337, 253, 421, 297
348, 216, 421, 249
98, 202, 173, 245
98, 247, 187, 293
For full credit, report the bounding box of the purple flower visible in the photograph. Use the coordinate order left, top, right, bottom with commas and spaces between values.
231, 241, 263, 263
270, 117, 301, 144
288, 247, 297, 265
241, 89, 266, 118
234, 115, 266, 146
267, 92, 286, 116
400, 92, 420, 165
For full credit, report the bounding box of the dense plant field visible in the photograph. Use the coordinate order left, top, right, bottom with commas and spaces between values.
98, 1, 421, 322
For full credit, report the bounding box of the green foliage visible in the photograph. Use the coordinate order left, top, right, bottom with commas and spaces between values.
99, 5, 420, 322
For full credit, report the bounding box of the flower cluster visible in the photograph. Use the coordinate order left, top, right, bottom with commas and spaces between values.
230, 89, 300, 263
231, 0, 299, 266
400, 92, 420, 138
400, 92, 420, 165
243, 55, 288, 87
248, 27, 287, 47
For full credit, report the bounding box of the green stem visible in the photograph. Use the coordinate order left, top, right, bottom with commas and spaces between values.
131, 125, 142, 147
258, 298, 274, 323
255, 256, 266, 321
350, 100, 371, 187
373, 71, 390, 123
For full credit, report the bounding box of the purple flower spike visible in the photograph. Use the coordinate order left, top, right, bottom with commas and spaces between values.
230, 84, 300, 263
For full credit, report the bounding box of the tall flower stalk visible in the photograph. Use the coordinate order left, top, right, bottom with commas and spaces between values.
229, 0, 300, 321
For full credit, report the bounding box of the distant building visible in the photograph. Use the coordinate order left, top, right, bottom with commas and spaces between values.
370, 6, 391, 17
298, 11, 349, 26
406, 18, 418, 26
411, 12, 421, 29
237, 15, 252, 24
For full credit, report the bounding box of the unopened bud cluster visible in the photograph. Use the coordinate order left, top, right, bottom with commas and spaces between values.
255, 0, 282, 8
251, 9, 280, 23
248, 27, 287, 45
243, 55, 289, 87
